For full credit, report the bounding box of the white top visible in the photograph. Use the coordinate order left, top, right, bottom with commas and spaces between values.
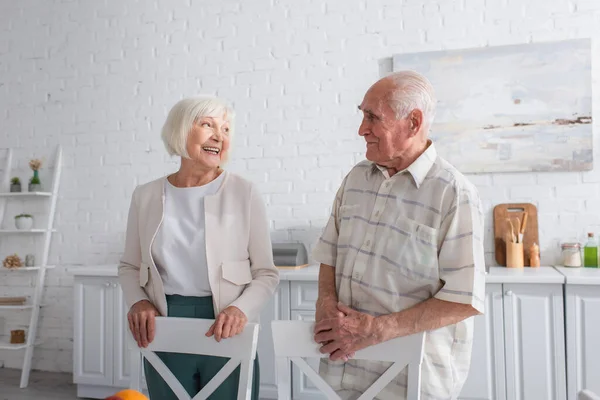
555, 266, 600, 285
151, 174, 225, 297
312, 143, 486, 400
485, 266, 564, 284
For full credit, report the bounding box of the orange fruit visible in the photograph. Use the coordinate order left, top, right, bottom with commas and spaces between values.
110, 389, 148, 400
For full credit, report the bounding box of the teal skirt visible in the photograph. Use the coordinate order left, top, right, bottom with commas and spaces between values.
144, 295, 260, 400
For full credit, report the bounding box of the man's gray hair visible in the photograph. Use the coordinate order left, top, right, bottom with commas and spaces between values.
161, 96, 235, 160
385, 71, 437, 126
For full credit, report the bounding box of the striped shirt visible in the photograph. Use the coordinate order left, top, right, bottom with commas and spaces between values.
312, 142, 486, 400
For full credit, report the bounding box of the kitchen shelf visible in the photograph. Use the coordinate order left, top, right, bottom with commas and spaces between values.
0, 145, 61, 388
0, 304, 35, 310
1, 265, 56, 272
0, 339, 43, 350
0, 192, 52, 198
0, 229, 57, 234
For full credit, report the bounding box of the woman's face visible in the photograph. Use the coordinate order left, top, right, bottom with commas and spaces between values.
185, 115, 231, 168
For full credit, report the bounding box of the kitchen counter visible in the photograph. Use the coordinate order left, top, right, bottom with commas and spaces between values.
69, 263, 566, 284
555, 266, 600, 285
485, 266, 565, 284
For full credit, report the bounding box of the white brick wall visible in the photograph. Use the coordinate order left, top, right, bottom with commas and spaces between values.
1, 0, 599, 373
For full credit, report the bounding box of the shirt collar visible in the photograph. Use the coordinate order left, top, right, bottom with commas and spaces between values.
369, 141, 437, 188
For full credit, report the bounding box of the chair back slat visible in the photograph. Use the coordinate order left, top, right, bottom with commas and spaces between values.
128, 317, 259, 400
271, 320, 425, 400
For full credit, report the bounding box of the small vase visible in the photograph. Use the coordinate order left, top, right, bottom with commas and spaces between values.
29, 170, 41, 192
15, 217, 34, 230
10, 184, 21, 192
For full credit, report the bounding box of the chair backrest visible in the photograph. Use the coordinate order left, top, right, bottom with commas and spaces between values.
129, 317, 259, 400
579, 390, 600, 400
271, 320, 425, 400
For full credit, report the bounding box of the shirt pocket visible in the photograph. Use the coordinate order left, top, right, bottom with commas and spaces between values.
385, 215, 439, 281
338, 204, 360, 243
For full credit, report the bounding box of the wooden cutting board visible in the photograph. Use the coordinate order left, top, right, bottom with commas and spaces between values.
494, 203, 539, 266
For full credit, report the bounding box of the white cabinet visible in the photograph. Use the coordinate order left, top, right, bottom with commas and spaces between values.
564, 284, 600, 400
73, 276, 114, 387
71, 265, 571, 400
460, 284, 506, 400
73, 275, 146, 399
460, 282, 566, 400
503, 283, 566, 400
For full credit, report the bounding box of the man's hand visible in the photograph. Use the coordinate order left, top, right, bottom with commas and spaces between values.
127, 300, 159, 348
315, 296, 343, 323
314, 302, 379, 361
206, 306, 248, 342
314, 297, 356, 361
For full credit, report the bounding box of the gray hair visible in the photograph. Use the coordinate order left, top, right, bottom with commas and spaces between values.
161, 96, 235, 159
385, 71, 436, 126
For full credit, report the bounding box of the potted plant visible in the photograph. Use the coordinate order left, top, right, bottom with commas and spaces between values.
10, 177, 21, 192
28, 158, 42, 192
14, 214, 34, 230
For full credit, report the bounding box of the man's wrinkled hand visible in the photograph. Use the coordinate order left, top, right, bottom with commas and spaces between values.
313, 302, 378, 361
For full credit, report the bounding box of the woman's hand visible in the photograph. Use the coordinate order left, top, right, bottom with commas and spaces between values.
127, 299, 159, 348
206, 306, 248, 342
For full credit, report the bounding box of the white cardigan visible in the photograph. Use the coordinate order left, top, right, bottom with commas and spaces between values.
118, 171, 280, 321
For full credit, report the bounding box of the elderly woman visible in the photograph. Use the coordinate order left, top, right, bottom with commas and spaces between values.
118, 96, 279, 399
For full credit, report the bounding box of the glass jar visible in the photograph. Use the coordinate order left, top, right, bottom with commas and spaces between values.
561, 242, 582, 267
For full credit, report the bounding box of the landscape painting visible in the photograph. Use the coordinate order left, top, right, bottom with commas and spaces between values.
392, 39, 592, 173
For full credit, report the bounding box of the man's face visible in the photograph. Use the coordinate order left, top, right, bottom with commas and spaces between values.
358, 83, 416, 165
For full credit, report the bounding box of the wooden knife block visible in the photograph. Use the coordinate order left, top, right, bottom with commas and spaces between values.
494, 203, 539, 266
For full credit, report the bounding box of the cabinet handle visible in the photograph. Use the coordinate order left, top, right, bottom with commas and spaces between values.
104, 282, 110, 287
505, 290, 513, 296
112, 283, 118, 288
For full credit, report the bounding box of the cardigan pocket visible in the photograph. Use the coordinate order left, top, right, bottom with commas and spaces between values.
221, 260, 252, 285
220, 260, 253, 310
139, 262, 149, 287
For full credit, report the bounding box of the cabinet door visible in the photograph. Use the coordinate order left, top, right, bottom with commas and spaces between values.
565, 285, 600, 400
113, 282, 148, 390
258, 283, 290, 399
73, 277, 114, 386
290, 310, 326, 400
460, 283, 506, 400
503, 283, 566, 400
113, 281, 132, 388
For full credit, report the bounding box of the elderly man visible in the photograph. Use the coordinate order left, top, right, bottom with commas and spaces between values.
312, 70, 485, 400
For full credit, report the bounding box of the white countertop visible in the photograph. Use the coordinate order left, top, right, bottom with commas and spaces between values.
69, 263, 569, 284
485, 266, 565, 284
555, 266, 600, 285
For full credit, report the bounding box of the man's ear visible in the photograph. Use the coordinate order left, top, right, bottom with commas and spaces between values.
409, 109, 423, 136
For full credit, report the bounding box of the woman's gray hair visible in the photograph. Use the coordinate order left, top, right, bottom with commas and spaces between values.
161, 96, 235, 160
385, 71, 436, 126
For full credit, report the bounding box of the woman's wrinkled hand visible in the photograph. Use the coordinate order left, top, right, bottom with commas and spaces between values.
127, 300, 159, 348
206, 306, 248, 342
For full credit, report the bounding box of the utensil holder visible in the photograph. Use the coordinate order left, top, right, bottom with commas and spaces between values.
506, 242, 524, 268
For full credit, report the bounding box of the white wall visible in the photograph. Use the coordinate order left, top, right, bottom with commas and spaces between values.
1, 0, 599, 372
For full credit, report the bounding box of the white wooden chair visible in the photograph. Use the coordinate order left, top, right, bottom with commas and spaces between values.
129, 316, 259, 400
271, 320, 425, 400
579, 390, 600, 400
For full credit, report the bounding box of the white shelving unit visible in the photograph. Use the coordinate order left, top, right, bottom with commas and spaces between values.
0, 145, 62, 388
